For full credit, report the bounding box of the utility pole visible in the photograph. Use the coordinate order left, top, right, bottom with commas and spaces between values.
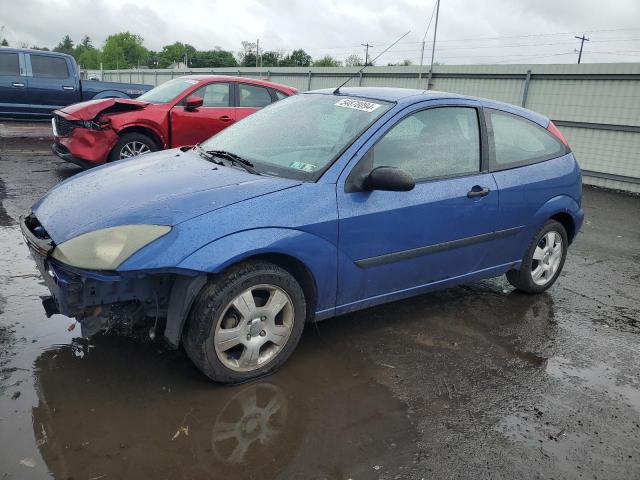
361, 42, 373, 65
256, 38, 260, 68
574, 34, 589, 64
426, 0, 441, 90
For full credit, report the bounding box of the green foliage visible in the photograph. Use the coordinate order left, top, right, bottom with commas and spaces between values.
344, 54, 364, 67
313, 55, 341, 67
241, 52, 257, 67
158, 42, 196, 68
260, 51, 282, 67
53, 35, 74, 55
74, 36, 100, 69
1, 38, 9, 47
101, 32, 148, 69
190, 49, 238, 68
279, 49, 312, 67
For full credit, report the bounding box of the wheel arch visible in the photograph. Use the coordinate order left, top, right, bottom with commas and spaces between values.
532, 194, 583, 245
115, 125, 166, 151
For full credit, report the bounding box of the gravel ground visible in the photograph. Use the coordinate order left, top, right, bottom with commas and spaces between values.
1, 121, 639, 480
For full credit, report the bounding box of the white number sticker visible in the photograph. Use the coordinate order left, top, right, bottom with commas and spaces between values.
334, 98, 381, 113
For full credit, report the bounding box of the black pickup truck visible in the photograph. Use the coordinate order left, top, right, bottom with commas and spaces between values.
0, 48, 152, 118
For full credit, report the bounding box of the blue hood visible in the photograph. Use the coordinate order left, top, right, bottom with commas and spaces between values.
33, 149, 300, 243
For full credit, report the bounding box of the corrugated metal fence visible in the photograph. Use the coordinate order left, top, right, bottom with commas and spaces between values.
97, 64, 640, 193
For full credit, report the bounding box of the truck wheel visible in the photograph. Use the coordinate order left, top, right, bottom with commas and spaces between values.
183, 261, 307, 384
506, 220, 568, 293
108, 132, 158, 162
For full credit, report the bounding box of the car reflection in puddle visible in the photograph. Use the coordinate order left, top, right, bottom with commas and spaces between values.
31, 330, 418, 480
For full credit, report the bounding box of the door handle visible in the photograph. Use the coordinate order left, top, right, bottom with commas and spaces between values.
62, 85, 75, 90
467, 186, 491, 198
12, 82, 25, 87
219, 115, 233, 122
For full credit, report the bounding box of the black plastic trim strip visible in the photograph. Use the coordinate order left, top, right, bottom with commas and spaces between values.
355, 226, 524, 268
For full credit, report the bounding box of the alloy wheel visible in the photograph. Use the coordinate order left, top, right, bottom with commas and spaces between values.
213, 284, 294, 372
531, 230, 563, 286
119, 141, 151, 159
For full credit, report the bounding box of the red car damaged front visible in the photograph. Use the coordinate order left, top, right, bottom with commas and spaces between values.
51, 98, 168, 169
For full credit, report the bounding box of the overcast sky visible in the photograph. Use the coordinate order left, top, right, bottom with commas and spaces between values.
1, 0, 640, 64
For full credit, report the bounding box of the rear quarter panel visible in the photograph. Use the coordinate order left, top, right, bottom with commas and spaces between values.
488, 153, 582, 266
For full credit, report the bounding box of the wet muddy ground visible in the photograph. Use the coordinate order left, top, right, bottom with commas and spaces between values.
1, 121, 639, 479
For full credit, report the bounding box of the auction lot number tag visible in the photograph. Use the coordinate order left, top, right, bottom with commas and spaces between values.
334, 98, 381, 112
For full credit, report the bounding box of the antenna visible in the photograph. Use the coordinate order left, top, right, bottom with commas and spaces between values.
333, 30, 411, 95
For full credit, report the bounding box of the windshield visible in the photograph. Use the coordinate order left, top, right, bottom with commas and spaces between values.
200, 94, 392, 180
137, 78, 198, 104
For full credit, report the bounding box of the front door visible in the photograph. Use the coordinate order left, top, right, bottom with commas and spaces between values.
0, 51, 28, 115
337, 103, 498, 309
170, 82, 234, 147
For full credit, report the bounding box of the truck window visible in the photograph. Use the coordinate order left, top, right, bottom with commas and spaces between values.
31, 55, 70, 79
0, 53, 20, 76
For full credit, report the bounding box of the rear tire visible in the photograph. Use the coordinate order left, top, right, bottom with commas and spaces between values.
183, 261, 306, 384
506, 220, 568, 294
108, 132, 158, 162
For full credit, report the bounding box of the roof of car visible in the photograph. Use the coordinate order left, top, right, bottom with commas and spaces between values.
0, 47, 73, 58
178, 75, 297, 92
307, 86, 549, 125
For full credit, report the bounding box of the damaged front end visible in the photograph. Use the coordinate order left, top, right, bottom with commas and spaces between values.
20, 214, 201, 345
51, 98, 149, 167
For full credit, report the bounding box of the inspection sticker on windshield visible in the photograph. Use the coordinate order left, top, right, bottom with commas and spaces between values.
289, 161, 317, 172
334, 98, 381, 113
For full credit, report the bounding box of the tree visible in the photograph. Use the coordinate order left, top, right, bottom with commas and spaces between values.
387, 59, 413, 66
74, 36, 100, 69
260, 50, 282, 67
158, 42, 196, 68
241, 52, 257, 67
190, 48, 237, 68
31, 45, 50, 51
1, 38, 9, 47
101, 32, 148, 69
344, 54, 364, 67
279, 49, 312, 67
313, 55, 341, 67
53, 35, 74, 55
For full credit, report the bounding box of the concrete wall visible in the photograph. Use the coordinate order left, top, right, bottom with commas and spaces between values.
94, 64, 640, 193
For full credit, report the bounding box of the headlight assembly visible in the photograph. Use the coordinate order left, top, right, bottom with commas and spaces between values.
51, 225, 171, 270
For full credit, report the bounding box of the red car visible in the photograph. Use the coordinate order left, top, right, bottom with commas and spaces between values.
51, 76, 297, 168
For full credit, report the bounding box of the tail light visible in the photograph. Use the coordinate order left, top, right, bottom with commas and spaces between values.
547, 121, 569, 147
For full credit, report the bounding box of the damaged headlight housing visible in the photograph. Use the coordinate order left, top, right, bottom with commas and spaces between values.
51, 225, 171, 270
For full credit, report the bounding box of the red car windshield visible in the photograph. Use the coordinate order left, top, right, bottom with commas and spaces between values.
137, 79, 199, 104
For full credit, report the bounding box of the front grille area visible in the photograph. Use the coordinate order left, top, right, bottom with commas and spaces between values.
54, 115, 76, 137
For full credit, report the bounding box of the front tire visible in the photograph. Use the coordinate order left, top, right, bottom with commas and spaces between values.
183, 261, 307, 384
506, 220, 568, 293
108, 132, 158, 162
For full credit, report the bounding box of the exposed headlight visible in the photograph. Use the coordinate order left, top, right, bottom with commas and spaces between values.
51, 225, 171, 270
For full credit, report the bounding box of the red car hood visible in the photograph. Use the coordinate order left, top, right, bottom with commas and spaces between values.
56, 98, 149, 121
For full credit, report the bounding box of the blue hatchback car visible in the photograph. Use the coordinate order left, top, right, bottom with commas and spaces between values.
21, 87, 583, 383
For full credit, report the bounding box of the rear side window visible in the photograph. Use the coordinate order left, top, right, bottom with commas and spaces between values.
0, 53, 20, 76
488, 109, 565, 170
31, 55, 70, 78
239, 84, 272, 108
372, 107, 481, 181
274, 90, 288, 101
190, 82, 231, 107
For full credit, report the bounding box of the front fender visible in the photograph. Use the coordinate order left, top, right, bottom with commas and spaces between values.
178, 228, 338, 316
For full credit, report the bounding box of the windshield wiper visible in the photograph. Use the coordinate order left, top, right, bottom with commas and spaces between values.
195, 144, 223, 166
205, 150, 261, 175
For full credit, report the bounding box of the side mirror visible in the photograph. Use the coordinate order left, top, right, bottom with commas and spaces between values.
363, 166, 415, 192
185, 96, 203, 111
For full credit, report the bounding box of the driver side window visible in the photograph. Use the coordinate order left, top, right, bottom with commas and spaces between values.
189, 83, 231, 107
372, 107, 480, 181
